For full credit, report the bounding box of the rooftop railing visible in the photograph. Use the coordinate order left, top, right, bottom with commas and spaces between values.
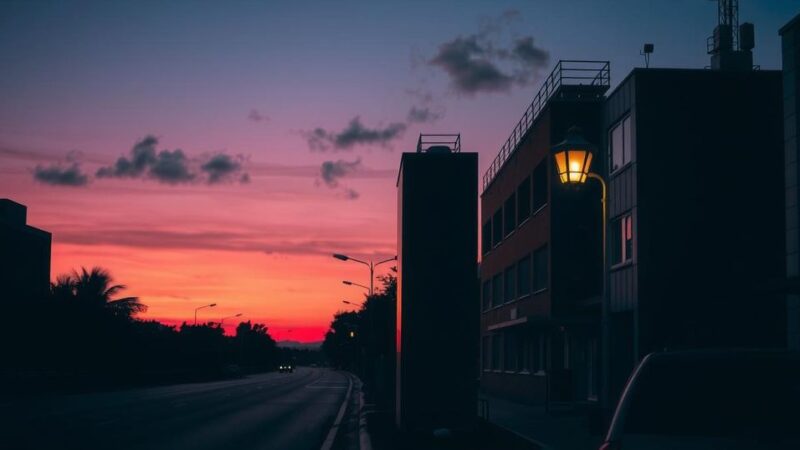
417, 133, 461, 153
482, 60, 610, 191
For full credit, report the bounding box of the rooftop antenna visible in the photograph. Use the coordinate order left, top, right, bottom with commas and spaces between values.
707, 0, 753, 71
640, 43, 654, 68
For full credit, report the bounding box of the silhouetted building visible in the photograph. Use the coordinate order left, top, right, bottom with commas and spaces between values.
479, 61, 608, 406
781, 14, 800, 351
396, 135, 478, 432
0, 199, 51, 301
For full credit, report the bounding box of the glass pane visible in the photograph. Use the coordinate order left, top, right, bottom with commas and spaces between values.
533, 161, 548, 210
610, 218, 623, 265
504, 194, 516, 236
482, 280, 491, 310
492, 274, 502, 307
492, 209, 503, 246
504, 266, 516, 302
611, 121, 624, 172
624, 215, 633, 261
517, 255, 531, 296
623, 116, 632, 165
533, 246, 548, 291
517, 177, 531, 221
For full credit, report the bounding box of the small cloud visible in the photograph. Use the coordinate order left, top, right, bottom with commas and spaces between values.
407, 106, 443, 124
96, 135, 158, 179
304, 117, 406, 151
342, 188, 360, 200
149, 149, 195, 184
33, 162, 89, 187
320, 158, 361, 188
201, 153, 249, 184
248, 109, 268, 123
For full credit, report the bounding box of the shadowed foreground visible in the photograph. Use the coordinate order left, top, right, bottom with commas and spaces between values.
1, 367, 349, 450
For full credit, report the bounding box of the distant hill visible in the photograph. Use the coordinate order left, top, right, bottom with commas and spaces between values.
277, 340, 322, 350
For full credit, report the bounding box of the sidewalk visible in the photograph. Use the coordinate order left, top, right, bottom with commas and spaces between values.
480, 394, 602, 450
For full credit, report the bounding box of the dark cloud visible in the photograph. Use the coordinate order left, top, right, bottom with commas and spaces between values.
96, 136, 249, 185
201, 153, 248, 184
96, 135, 158, 178
305, 117, 406, 151
407, 106, 443, 124
430, 35, 514, 95
248, 109, 268, 122
33, 162, 89, 187
428, 11, 549, 96
320, 158, 361, 188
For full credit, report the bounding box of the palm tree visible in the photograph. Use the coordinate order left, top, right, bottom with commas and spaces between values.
52, 267, 147, 318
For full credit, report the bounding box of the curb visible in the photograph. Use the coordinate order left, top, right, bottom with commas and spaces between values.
320, 372, 354, 450
358, 387, 373, 450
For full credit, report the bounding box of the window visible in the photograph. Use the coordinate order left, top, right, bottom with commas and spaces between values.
492, 209, 503, 247
482, 280, 491, 311
504, 332, 519, 371
482, 221, 492, 255
504, 265, 516, 302
492, 273, 503, 307
610, 115, 632, 172
533, 246, 548, 291
517, 254, 531, 297
532, 161, 548, 211
504, 193, 516, 236
491, 334, 502, 370
517, 177, 531, 222
611, 214, 633, 265
519, 333, 530, 372
482, 336, 491, 371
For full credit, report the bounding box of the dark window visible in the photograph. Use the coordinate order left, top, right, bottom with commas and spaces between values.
610, 115, 632, 173
504, 193, 516, 236
517, 177, 531, 222
492, 273, 502, 307
504, 265, 516, 302
481, 336, 490, 370
482, 279, 491, 311
482, 221, 492, 255
491, 334, 502, 370
533, 246, 548, 291
532, 161, 548, 211
519, 333, 530, 372
504, 331, 519, 371
492, 209, 503, 247
611, 214, 633, 265
517, 254, 531, 297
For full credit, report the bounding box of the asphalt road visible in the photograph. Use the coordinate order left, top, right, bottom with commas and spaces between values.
0, 367, 352, 450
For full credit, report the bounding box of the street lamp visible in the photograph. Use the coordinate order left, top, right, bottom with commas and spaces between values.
194, 303, 217, 325
342, 280, 370, 291
552, 126, 609, 409
220, 313, 243, 326
342, 300, 364, 308
332, 253, 397, 295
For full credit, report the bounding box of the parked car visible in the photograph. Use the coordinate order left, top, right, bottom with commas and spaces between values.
278, 363, 294, 373
600, 349, 800, 450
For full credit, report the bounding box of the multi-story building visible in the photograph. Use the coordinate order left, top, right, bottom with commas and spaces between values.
780, 13, 800, 352
0, 199, 52, 302
479, 61, 609, 405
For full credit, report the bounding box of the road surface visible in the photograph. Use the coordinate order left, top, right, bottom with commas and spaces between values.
0, 367, 352, 450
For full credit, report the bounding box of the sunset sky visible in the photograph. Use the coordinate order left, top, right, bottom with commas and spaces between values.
1, 0, 796, 342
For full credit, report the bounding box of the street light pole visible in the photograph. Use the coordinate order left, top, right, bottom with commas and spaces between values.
220, 313, 243, 326
333, 254, 396, 296
342, 280, 370, 291
194, 303, 217, 325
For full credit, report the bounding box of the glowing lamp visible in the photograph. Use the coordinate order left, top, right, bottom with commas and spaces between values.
552, 127, 596, 184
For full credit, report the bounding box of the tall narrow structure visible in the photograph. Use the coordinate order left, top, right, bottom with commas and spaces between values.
0, 199, 52, 302
396, 135, 478, 432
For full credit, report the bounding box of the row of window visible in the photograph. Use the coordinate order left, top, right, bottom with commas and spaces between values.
482, 160, 548, 255
482, 246, 548, 310
481, 331, 546, 373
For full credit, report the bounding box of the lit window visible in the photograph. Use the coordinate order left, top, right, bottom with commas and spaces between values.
610, 116, 632, 173
611, 214, 634, 265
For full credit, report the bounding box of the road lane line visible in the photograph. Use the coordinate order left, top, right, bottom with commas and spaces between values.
319, 372, 353, 450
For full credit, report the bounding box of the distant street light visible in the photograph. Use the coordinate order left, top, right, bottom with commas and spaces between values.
220, 313, 243, 326
342, 300, 364, 308
342, 280, 369, 291
552, 126, 609, 408
194, 303, 217, 325
332, 253, 397, 295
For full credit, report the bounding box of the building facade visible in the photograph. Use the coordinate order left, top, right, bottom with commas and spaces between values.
479, 61, 609, 405
0, 199, 52, 302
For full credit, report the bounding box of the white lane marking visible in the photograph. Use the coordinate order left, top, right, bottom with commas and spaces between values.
319, 373, 353, 450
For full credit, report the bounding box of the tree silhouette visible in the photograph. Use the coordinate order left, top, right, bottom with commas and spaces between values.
51, 266, 147, 318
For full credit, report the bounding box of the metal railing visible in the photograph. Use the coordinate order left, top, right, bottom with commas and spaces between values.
482, 60, 610, 191
417, 133, 461, 153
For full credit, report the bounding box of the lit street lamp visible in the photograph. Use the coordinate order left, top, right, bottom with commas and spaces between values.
552, 126, 609, 408
194, 303, 217, 325
219, 313, 243, 326
332, 253, 396, 295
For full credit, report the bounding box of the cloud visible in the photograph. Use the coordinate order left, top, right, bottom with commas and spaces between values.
304, 117, 406, 151
96, 136, 249, 185
342, 188, 360, 200
407, 106, 443, 124
428, 12, 549, 95
248, 109, 268, 122
33, 162, 89, 187
201, 153, 248, 184
320, 158, 361, 188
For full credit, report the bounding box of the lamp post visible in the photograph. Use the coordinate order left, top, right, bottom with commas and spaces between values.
342, 280, 370, 291
342, 300, 364, 308
332, 254, 396, 296
552, 126, 609, 409
194, 303, 217, 325
220, 313, 243, 326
